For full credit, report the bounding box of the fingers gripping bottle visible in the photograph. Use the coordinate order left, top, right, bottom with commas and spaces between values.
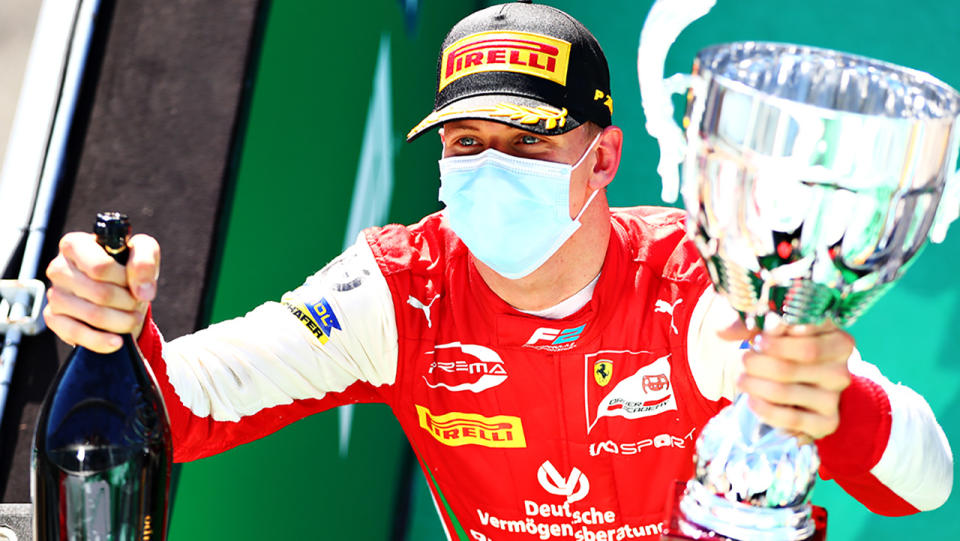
32, 213, 172, 540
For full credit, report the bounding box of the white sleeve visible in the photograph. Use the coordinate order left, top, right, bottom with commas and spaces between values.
686, 287, 745, 401
161, 234, 399, 422
850, 355, 954, 511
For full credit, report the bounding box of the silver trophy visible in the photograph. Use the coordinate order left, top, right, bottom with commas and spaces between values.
638, 1, 960, 540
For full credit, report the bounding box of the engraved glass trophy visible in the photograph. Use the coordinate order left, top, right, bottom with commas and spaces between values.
637, 1, 960, 539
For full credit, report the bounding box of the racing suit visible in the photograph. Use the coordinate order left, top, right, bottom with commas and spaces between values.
137, 207, 952, 540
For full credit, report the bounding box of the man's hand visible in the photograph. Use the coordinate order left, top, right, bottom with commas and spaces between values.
719, 319, 854, 440
44, 232, 161, 353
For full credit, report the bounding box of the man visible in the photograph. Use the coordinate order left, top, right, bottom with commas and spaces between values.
44, 1, 951, 539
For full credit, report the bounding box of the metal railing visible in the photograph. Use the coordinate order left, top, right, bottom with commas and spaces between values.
0, 0, 101, 437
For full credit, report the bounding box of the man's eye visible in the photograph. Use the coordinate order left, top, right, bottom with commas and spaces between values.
520, 135, 541, 145
457, 136, 478, 146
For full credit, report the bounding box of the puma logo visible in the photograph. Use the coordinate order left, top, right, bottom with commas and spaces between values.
654, 298, 682, 335
407, 294, 440, 328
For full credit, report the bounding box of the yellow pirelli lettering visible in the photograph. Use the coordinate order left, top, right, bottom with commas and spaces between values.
439, 30, 571, 91
416, 405, 526, 448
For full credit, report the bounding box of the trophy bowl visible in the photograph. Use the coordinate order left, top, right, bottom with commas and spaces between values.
638, 1, 960, 540
682, 41, 960, 329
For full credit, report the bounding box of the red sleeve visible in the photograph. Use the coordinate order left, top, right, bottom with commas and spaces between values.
137, 309, 213, 462
815, 375, 920, 516
136, 307, 381, 462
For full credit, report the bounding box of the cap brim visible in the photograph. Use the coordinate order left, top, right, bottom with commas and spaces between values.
405, 94, 583, 142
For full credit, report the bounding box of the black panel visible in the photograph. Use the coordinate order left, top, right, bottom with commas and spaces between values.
2, 0, 262, 503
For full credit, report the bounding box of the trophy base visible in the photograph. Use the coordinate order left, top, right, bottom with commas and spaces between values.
661, 481, 827, 540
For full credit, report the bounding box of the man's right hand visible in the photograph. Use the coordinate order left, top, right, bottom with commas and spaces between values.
43, 232, 161, 353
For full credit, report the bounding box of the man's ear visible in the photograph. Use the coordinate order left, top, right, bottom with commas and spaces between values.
588, 126, 623, 190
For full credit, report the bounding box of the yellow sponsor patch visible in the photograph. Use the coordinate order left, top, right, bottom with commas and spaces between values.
416, 405, 526, 448
594, 360, 613, 387
282, 295, 341, 345
439, 30, 571, 91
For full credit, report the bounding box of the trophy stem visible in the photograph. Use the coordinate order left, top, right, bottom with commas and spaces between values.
663, 481, 827, 541
678, 479, 816, 540
665, 395, 822, 540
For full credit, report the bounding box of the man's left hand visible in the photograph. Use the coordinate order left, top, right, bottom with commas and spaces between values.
719, 320, 854, 440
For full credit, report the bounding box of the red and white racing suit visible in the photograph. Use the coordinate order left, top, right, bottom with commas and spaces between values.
137, 207, 952, 540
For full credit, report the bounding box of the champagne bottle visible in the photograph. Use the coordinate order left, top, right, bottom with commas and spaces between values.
32, 212, 172, 540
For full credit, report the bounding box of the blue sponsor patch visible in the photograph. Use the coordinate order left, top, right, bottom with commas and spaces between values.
305, 297, 341, 337
281, 294, 342, 345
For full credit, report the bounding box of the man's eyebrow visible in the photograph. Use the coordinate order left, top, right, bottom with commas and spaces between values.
443, 123, 481, 133
515, 131, 557, 143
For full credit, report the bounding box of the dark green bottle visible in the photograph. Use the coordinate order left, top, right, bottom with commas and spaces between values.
32, 212, 172, 540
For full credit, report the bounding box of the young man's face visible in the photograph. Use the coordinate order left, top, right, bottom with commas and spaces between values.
439, 119, 601, 219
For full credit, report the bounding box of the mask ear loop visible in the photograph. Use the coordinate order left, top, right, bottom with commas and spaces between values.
571, 132, 604, 222
574, 188, 601, 222
571, 132, 604, 169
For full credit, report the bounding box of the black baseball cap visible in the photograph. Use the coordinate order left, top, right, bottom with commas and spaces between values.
406, 1, 613, 142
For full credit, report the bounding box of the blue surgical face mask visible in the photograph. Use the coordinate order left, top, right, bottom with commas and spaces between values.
438, 133, 602, 279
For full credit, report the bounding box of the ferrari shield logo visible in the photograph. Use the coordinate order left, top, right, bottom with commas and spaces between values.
594, 360, 613, 386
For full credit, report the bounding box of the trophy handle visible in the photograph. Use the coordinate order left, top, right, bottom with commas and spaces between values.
930, 117, 960, 243
637, 0, 715, 203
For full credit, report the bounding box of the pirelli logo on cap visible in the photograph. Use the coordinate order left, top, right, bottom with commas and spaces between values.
439, 31, 571, 91
416, 405, 526, 448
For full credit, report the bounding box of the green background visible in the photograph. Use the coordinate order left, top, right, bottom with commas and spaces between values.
166, 2, 476, 539
169, 1, 960, 539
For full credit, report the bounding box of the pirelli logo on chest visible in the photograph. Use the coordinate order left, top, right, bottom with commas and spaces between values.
439, 31, 571, 91
416, 405, 526, 448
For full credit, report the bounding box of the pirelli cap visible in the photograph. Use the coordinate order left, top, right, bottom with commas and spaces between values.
406, 1, 613, 141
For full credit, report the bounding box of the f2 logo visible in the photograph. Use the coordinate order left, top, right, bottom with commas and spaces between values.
525, 324, 586, 346
537, 460, 590, 504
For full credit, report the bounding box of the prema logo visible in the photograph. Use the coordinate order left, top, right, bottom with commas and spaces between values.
423, 342, 507, 393
416, 405, 526, 448
537, 460, 590, 504
584, 351, 678, 433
